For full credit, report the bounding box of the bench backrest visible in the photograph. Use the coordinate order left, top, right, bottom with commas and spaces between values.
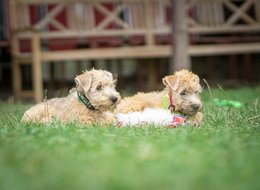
9, 0, 172, 46
9, 0, 260, 48
188, 0, 260, 34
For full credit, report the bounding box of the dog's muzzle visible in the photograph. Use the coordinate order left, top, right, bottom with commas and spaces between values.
111, 96, 118, 104
191, 103, 201, 112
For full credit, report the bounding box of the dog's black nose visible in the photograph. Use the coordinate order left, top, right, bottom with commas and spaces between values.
111, 97, 118, 104
191, 104, 200, 111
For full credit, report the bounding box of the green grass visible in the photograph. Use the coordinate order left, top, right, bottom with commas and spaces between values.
0, 87, 260, 190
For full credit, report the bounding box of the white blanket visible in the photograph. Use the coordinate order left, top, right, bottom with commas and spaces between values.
116, 108, 186, 127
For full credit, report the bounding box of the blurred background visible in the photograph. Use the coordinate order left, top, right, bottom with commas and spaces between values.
0, 0, 260, 102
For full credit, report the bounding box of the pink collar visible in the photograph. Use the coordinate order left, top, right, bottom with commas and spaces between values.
168, 94, 175, 113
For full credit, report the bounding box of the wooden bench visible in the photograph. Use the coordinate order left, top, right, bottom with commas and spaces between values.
187, 0, 260, 78
188, 0, 260, 53
9, 0, 260, 102
9, 0, 173, 102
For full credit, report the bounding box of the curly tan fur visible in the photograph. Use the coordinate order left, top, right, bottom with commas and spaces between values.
115, 70, 203, 125
22, 69, 121, 125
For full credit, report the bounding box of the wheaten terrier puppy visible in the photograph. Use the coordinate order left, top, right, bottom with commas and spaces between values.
115, 70, 203, 125
22, 69, 121, 125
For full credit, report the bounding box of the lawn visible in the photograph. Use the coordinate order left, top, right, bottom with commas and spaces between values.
0, 87, 259, 190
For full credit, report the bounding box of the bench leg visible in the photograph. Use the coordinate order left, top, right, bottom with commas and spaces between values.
12, 59, 21, 102
32, 32, 43, 103
147, 59, 157, 91
11, 34, 22, 102
137, 59, 145, 91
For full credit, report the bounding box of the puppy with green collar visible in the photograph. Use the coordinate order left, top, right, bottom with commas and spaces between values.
22, 69, 121, 125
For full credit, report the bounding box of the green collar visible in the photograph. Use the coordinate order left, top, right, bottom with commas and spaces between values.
162, 94, 182, 115
162, 94, 174, 111
77, 90, 96, 110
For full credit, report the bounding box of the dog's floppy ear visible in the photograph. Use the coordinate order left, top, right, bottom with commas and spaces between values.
162, 75, 180, 91
75, 72, 92, 93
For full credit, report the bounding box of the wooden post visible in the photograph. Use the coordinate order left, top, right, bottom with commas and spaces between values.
171, 0, 191, 71
144, 0, 155, 46
9, 0, 20, 102
147, 59, 157, 90
144, 0, 156, 90
32, 31, 43, 102
11, 34, 21, 102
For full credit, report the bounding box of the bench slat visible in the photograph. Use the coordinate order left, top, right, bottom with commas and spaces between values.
41, 45, 172, 61
36, 42, 260, 62
189, 42, 260, 56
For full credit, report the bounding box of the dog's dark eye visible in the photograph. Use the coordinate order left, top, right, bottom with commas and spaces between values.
180, 91, 187, 96
96, 84, 102, 91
